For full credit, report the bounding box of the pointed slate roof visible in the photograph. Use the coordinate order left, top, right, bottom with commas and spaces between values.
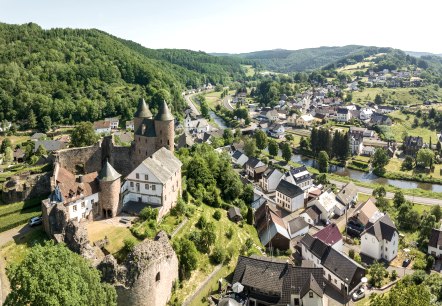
300, 274, 323, 298
134, 98, 153, 118
99, 160, 121, 182
155, 100, 174, 121
362, 214, 397, 242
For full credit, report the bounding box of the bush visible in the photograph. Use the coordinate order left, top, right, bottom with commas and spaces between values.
391, 270, 398, 281
226, 227, 234, 239
211, 246, 226, 265
139, 206, 158, 221
412, 258, 426, 270
213, 210, 222, 220
196, 215, 207, 229
171, 197, 186, 216
123, 238, 137, 252
349, 249, 355, 259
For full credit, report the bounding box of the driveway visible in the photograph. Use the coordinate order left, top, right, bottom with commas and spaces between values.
0, 223, 38, 249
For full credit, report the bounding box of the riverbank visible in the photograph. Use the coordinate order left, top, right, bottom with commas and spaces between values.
328, 173, 442, 201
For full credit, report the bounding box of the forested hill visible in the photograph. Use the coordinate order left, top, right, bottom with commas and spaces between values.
218, 45, 393, 72
0, 22, 245, 126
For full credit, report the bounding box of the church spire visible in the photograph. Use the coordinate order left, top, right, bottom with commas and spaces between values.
155, 100, 174, 121
134, 98, 152, 118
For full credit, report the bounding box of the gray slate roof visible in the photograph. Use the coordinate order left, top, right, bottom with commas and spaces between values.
276, 180, 304, 198
288, 217, 309, 234
34, 140, 66, 152
429, 229, 442, 248
336, 182, 358, 205
363, 214, 397, 242
155, 100, 174, 121
134, 98, 153, 118
141, 147, 182, 184
99, 160, 121, 182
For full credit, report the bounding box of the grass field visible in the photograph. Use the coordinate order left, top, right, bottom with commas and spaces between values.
351, 86, 442, 105
0, 135, 30, 147
242, 65, 255, 77
87, 221, 137, 254
169, 202, 264, 305
0, 197, 46, 233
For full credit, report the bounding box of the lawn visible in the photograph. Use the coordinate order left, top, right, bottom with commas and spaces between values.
242, 65, 255, 77
87, 221, 138, 254
0, 197, 46, 233
0, 135, 31, 147
385, 157, 442, 180
169, 202, 263, 305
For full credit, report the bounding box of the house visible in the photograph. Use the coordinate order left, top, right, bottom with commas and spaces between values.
307, 189, 343, 221
283, 166, 314, 196
245, 158, 267, 182
300, 234, 366, 294
255, 203, 290, 250
349, 127, 366, 155
287, 217, 309, 239
228, 206, 243, 222
268, 123, 285, 139
121, 147, 182, 219
349, 198, 383, 231
428, 228, 442, 258
231, 150, 249, 167
359, 108, 373, 120
13, 148, 25, 163
360, 214, 399, 262
403, 136, 423, 157
93, 120, 112, 134
31, 132, 47, 141
266, 109, 279, 122
312, 223, 343, 252
126, 120, 134, 130
336, 182, 358, 208
369, 113, 392, 126
275, 180, 305, 212
184, 114, 210, 134
104, 117, 119, 129
286, 114, 298, 126
300, 205, 322, 226
231, 255, 324, 306
362, 146, 375, 156
336, 108, 351, 122
34, 140, 67, 153
260, 168, 283, 193
377, 105, 395, 114
296, 114, 315, 127
176, 132, 194, 149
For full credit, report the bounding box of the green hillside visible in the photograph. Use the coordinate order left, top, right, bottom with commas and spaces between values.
0, 22, 245, 126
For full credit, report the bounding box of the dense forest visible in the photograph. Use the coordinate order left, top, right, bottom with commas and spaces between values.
0, 22, 246, 126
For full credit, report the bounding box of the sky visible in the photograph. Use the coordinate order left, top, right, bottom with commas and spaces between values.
1, 0, 441, 54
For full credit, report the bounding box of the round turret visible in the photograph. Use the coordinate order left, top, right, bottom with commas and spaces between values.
154, 100, 175, 153
98, 160, 121, 218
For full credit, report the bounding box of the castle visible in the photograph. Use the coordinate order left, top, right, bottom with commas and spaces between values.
41, 98, 180, 306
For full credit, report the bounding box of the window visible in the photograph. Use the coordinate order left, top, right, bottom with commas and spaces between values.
152, 185, 156, 191
81, 202, 85, 208
309, 292, 313, 298
145, 174, 149, 180
82, 212, 86, 219
145, 184, 149, 190
91, 199, 94, 205
156, 272, 160, 282
136, 173, 139, 179
73, 205, 77, 212
136, 183, 140, 192
130, 182, 134, 187
165, 195, 167, 201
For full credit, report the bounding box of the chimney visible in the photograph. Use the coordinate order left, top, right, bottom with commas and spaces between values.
77, 175, 84, 183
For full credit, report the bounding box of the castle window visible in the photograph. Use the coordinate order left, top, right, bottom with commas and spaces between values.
136, 173, 139, 179
73, 205, 77, 212
160, 139, 162, 144
82, 212, 86, 219
145, 174, 148, 180
130, 182, 134, 187
145, 139, 147, 143
91, 199, 94, 205
81, 202, 85, 208
145, 184, 149, 190
152, 185, 156, 191
156, 272, 160, 282
167, 140, 170, 145
165, 195, 167, 201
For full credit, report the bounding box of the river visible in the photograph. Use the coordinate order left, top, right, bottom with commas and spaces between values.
291, 155, 442, 192
209, 111, 227, 129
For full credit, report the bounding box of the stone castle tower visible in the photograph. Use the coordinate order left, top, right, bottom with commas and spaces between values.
132, 98, 174, 167
98, 160, 122, 218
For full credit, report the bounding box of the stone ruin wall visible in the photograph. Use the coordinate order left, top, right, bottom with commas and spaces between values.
1, 171, 52, 203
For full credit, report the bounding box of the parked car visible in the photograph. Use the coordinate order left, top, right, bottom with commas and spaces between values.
402, 258, 411, 267
352, 288, 365, 301
29, 216, 42, 227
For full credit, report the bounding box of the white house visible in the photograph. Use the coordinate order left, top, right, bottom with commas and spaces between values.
336, 108, 351, 122
125, 120, 134, 130
184, 114, 210, 134
275, 179, 305, 212
360, 214, 399, 262
268, 123, 285, 139
296, 114, 315, 127
231, 150, 249, 167
428, 229, 442, 258
266, 109, 279, 122
104, 117, 119, 129
121, 147, 182, 219
300, 234, 366, 294
261, 168, 283, 193
359, 108, 373, 121
307, 189, 342, 221
287, 217, 309, 239
93, 120, 111, 134
300, 205, 322, 226
283, 166, 314, 196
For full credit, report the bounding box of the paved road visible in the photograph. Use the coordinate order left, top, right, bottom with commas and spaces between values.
0, 223, 37, 248
184, 94, 200, 116
222, 95, 233, 111
331, 180, 442, 206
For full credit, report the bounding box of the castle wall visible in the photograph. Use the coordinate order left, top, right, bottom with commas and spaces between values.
1, 172, 51, 203
109, 146, 133, 177
56, 144, 102, 174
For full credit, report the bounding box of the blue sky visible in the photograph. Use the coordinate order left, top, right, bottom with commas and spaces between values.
1, 0, 441, 53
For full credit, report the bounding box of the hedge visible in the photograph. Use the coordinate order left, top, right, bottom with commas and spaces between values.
0, 210, 41, 233
0, 197, 45, 218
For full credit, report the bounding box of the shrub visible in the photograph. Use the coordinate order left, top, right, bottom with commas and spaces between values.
213, 210, 222, 220
413, 258, 426, 270
391, 270, 398, 281
211, 246, 226, 265
225, 227, 234, 239
196, 216, 207, 229
123, 238, 137, 253
139, 206, 158, 221
349, 249, 355, 259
